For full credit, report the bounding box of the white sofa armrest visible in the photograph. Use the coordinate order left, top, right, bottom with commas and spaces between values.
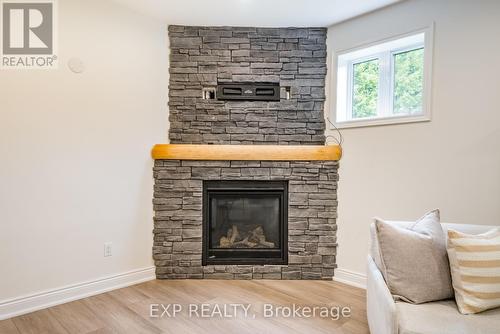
367, 255, 398, 334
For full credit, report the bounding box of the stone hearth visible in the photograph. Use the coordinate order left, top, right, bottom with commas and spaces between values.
153, 159, 338, 279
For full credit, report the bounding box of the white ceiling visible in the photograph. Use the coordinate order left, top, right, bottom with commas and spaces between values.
112, 0, 401, 27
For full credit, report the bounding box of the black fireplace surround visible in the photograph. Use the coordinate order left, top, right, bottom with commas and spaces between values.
202, 180, 288, 265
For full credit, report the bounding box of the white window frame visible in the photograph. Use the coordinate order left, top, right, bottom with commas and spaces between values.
331, 26, 434, 129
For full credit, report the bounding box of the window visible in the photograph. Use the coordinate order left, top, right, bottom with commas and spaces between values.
334, 29, 432, 128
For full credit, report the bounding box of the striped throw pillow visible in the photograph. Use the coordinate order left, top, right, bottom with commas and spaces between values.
447, 228, 500, 314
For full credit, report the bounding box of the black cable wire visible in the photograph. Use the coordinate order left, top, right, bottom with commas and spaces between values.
325, 117, 343, 147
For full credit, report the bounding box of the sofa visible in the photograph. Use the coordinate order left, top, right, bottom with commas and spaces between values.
367, 221, 500, 334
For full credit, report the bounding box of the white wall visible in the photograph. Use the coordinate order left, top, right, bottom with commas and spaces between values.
326, 0, 500, 277
0, 0, 168, 301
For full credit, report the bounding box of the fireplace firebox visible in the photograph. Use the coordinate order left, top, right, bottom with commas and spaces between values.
202, 180, 288, 265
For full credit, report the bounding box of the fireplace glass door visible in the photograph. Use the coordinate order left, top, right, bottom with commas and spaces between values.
202, 180, 288, 265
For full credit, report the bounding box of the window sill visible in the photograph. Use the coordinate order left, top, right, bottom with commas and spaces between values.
332, 114, 431, 129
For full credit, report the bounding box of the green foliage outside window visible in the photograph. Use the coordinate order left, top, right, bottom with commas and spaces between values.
350, 47, 424, 119
393, 48, 424, 114
352, 59, 379, 118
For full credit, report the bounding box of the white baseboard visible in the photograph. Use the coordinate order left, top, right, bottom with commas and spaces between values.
333, 268, 367, 289
0, 266, 155, 320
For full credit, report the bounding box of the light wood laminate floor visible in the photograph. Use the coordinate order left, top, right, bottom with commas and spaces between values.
0, 280, 369, 334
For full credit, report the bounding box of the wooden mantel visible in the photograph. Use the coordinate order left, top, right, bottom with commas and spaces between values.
151, 144, 341, 161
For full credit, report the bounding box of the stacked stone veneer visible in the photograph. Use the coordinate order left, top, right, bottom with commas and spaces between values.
168, 25, 327, 145
153, 160, 338, 280
153, 26, 338, 280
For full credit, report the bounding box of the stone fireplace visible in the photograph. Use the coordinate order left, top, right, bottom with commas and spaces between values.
152, 25, 339, 280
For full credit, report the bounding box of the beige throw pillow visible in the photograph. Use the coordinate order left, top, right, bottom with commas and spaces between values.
374, 209, 454, 303
447, 228, 500, 314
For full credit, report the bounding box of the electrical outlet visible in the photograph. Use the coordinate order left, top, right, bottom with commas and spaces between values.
104, 242, 112, 257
